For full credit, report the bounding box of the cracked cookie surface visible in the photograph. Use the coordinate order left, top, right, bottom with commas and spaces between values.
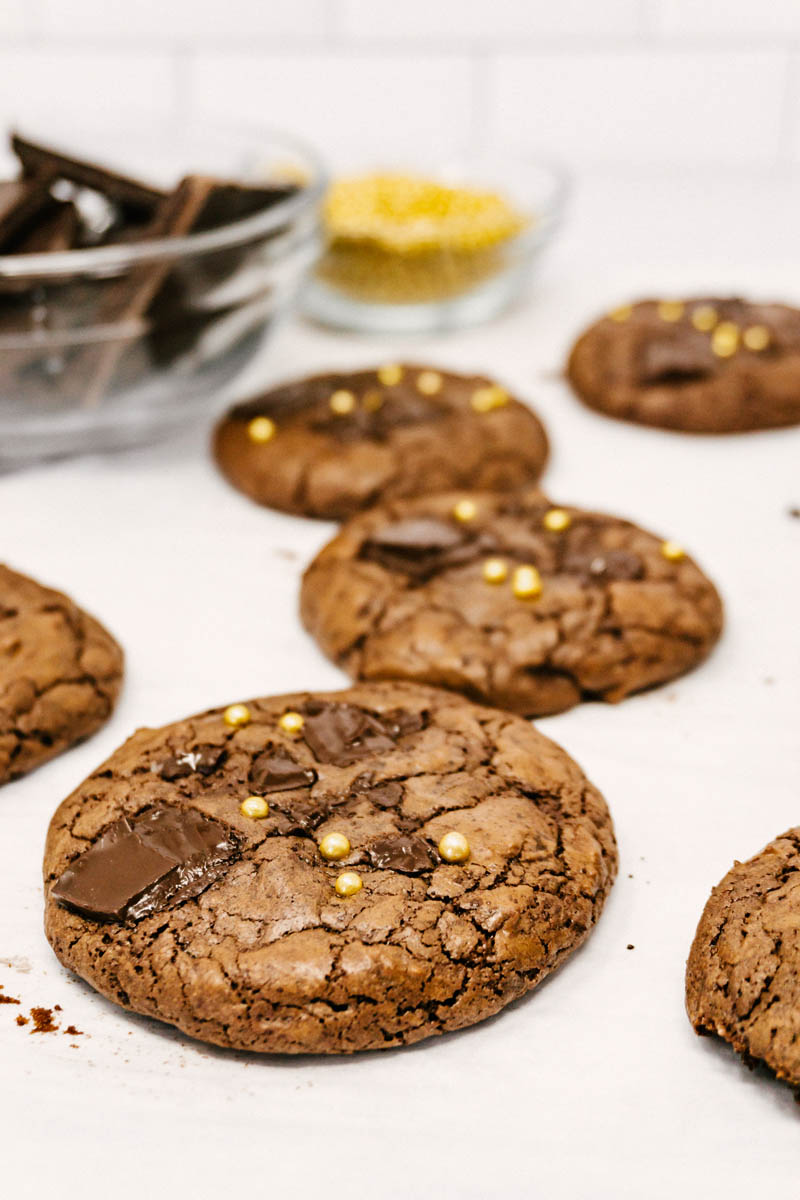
43, 681, 617, 1054
0, 564, 123, 785
686, 828, 800, 1090
567, 297, 800, 433
212, 365, 548, 520
300, 489, 723, 718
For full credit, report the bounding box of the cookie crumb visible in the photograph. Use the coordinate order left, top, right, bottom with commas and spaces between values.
627, 944, 635, 950
30, 1007, 58, 1034
16, 1014, 28, 1027
64, 1024, 83, 1036
0, 992, 21, 1005
788, 507, 799, 519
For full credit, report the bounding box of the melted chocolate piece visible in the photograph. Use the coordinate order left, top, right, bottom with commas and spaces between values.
302, 703, 399, 765
359, 518, 483, 579
158, 746, 226, 781
637, 333, 716, 385
249, 750, 317, 793
270, 795, 330, 834
366, 834, 437, 874
349, 778, 404, 809
563, 549, 645, 584
51, 807, 239, 923
312, 389, 442, 442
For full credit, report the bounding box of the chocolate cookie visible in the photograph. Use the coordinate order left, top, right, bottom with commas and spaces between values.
567, 297, 800, 433
0, 564, 123, 785
686, 828, 800, 1090
212, 365, 549, 520
43, 682, 617, 1053
301, 489, 723, 717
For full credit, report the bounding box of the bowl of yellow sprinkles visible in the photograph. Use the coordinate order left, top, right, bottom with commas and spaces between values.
304, 156, 567, 333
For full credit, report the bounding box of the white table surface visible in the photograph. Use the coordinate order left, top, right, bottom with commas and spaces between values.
2, 169, 800, 1199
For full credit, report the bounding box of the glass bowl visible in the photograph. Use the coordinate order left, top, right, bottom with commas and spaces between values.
302, 154, 568, 335
0, 120, 326, 466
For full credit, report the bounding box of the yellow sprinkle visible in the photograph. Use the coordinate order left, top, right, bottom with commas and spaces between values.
247, 416, 276, 444
657, 300, 685, 322
691, 305, 718, 332
743, 324, 770, 352
362, 389, 384, 412
223, 703, 251, 729
482, 558, 509, 585
330, 389, 356, 415
318, 832, 351, 861
609, 304, 633, 323
452, 498, 478, 523
279, 710, 305, 735
377, 364, 403, 386
512, 564, 542, 600
711, 322, 739, 358
416, 370, 443, 396
240, 796, 269, 820
334, 871, 363, 897
661, 540, 685, 562
437, 831, 470, 864
543, 508, 571, 533
471, 384, 509, 413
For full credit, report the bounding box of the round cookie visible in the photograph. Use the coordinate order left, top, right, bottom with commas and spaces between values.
0, 564, 123, 785
686, 828, 800, 1090
213, 364, 549, 520
567, 297, 800, 433
44, 682, 617, 1054
300, 489, 723, 717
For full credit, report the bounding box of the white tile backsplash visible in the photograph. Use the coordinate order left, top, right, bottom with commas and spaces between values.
0, 0, 798, 170
341, 0, 643, 40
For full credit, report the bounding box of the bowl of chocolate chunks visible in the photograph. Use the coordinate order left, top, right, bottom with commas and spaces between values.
0, 122, 325, 464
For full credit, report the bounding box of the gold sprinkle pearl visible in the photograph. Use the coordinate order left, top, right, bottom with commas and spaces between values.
471, 384, 509, 413
512, 564, 542, 600
335, 871, 363, 897
247, 416, 276, 444
452, 498, 478, 523
223, 703, 251, 729
240, 796, 269, 820
657, 300, 685, 322
691, 305, 718, 332
482, 558, 509, 585
543, 508, 571, 533
743, 324, 770, 352
609, 304, 632, 323
661, 540, 685, 562
438, 831, 470, 864
279, 710, 305, 735
330, 389, 356, 415
711, 322, 739, 358
377, 364, 403, 386
416, 370, 443, 396
318, 832, 351, 861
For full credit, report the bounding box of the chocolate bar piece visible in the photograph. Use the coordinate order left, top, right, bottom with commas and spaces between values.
11, 131, 166, 215
0, 176, 59, 250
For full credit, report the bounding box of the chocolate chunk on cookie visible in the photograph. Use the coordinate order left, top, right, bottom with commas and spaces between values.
567, 297, 800, 432
301, 488, 723, 717
0, 564, 123, 785
686, 828, 800, 1091
213, 365, 549, 520
44, 682, 617, 1054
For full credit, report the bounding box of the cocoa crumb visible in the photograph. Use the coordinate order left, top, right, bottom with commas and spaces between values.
64, 1025, 83, 1036
30, 1007, 58, 1034
627, 944, 635, 950
0, 993, 20, 1004
788, 507, 799, 519
16, 1014, 28, 1027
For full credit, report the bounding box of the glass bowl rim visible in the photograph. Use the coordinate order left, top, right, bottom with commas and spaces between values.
0, 120, 327, 280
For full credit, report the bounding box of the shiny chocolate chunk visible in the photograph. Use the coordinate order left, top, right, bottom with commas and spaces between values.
302, 703, 403, 765
637, 334, 716, 385
350, 778, 404, 809
270, 795, 330, 834
249, 750, 317, 793
564, 549, 645, 584
359, 518, 480, 579
51, 807, 239, 923
366, 834, 437, 874
158, 746, 226, 781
